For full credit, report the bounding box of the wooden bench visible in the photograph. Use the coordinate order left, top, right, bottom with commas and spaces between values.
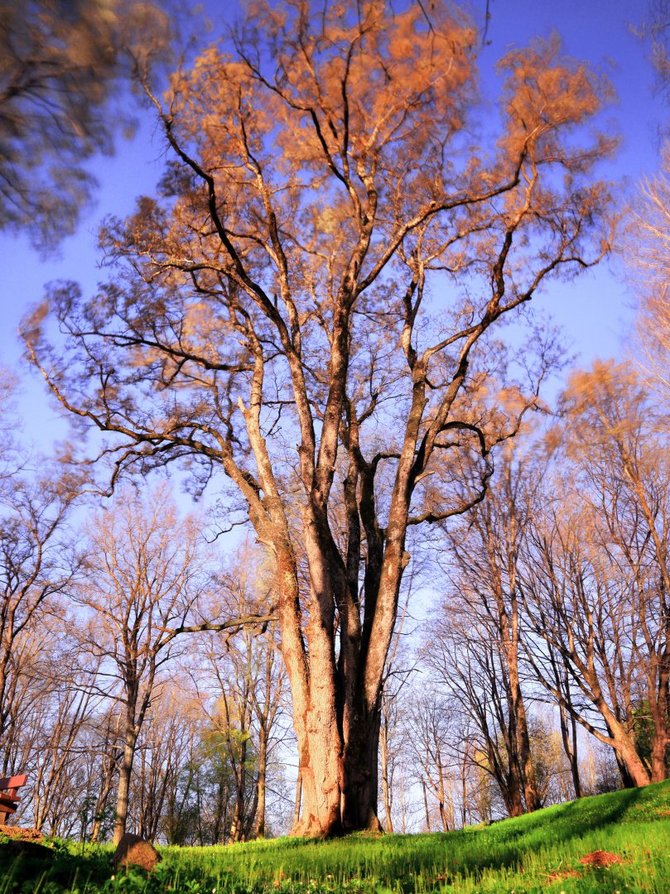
0, 775, 28, 824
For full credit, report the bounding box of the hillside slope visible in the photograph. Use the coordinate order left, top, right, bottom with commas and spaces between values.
2, 781, 670, 892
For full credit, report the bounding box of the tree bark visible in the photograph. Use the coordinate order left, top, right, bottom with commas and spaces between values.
253, 728, 268, 838
379, 714, 394, 833
113, 732, 137, 846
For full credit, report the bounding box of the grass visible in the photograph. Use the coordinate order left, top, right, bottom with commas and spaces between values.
1, 780, 670, 893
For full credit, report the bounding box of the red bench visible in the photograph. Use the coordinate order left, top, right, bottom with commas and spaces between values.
0, 775, 27, 824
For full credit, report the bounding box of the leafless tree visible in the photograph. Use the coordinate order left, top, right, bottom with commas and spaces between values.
76, 487, 208, 844
27, 0, 615, 834
0, 465, 82, 760
523, 362, 670, 784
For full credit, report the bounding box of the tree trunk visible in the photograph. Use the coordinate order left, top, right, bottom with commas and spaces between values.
90, 763, 116, 843
230, 735, 248, 842
502, 774, 525, 818
253, 728, 268, 838
422, 780, 431, 832
557, 699, 582, 799
515, 700, 541, 812
650, 682, 669, 782
379, 716, 394, 833
288, 670, 383, 836
650, 731, 668, 782
615, 741, 651, 787
113, 732, 137, 846
342, 705, 382, 832
293, 768, 302, 829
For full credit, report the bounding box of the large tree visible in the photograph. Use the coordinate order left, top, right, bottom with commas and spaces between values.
27, 0, 614, 835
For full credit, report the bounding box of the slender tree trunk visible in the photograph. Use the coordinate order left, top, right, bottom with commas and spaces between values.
379, 716, 394, 833
422, 780, 431, 832
90, 764, 116, 843
230, 736, 248, 842
515, 695, 541, 811
293, 768, 302, 829
253, 727, 268, 838
437, 769, 450, 832
113, 731, 137, 846
557, 697, 582, 798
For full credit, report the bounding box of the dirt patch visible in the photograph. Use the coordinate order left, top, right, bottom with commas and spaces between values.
579, 850, 623, 868
0, 824, 44, 842
113, 833, 161, 872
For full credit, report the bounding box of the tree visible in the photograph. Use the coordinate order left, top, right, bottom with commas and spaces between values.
27, 0, 614, 835
77, 488, 206, 845
630, 147, 670, 398
429, 451, 542, 816
522, 504, 653, 787
203, 544, 287, 840
0, 465, 82, 756
553, 363, 670, 781
408, 692, 456, 831
0, 0, 171, 250
517, 360, 670, 789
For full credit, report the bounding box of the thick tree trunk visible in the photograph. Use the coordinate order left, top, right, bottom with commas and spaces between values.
650, 682, 669, 782
502, 772, 524, 818
286, 639, 384, 836
614, 741, 651, 787
342, 706, 382, 832
650, 732, 668, 782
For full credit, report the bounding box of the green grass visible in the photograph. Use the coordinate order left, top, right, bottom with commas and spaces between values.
2, 781, 670, 893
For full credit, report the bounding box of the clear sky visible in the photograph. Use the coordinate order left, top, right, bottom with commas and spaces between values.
0, 0, 663, 451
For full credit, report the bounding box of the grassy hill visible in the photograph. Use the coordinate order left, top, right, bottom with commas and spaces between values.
2, 780, 670, 893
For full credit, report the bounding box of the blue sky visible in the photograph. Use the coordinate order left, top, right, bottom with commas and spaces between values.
0, 0, 662, 450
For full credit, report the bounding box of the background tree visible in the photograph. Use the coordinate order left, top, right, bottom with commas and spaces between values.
77, 488, 206, 845
0, 464, 82, 757
553, 363, 670, 781
432, 449, 542, 815
0, 0, 171, 250
629, 149, 670, 397
27, 0, 614, 835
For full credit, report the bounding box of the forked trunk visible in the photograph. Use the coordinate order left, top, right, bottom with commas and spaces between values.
341, 705, 382, 832
286, 641, 384, 835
